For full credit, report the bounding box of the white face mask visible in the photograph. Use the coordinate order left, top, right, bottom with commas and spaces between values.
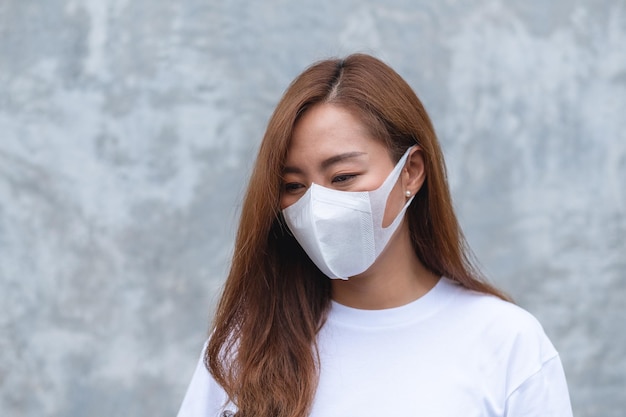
282, 146, 415, 280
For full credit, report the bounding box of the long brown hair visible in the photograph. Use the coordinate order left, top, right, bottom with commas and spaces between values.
206, 53, 509, 417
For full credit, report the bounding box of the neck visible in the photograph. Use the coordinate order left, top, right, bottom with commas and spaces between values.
330, 222, 439, 310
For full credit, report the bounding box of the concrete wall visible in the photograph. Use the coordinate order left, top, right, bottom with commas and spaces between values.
1, 1, 624, 416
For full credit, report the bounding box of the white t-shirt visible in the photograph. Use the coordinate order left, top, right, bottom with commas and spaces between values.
177, 277, 573, 417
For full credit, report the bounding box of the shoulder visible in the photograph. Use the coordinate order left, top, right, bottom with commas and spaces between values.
444, 278, 552, 344
176, 341, 235, 417
442, 278, 560, 394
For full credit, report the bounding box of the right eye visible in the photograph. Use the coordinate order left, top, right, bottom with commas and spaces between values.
284, 182, 305, 194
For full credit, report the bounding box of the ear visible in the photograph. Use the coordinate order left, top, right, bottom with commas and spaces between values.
401, 147, 426, 198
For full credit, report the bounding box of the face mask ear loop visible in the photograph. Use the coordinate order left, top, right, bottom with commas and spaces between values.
369, 146, 415, 230
374, 146, 415, 194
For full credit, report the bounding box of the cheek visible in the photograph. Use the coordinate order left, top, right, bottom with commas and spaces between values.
381, 181, 405, 228
280, 193, 298, 210
279, 195, 290, 210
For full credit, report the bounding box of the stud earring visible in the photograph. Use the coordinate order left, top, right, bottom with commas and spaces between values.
405, 190, 411, 197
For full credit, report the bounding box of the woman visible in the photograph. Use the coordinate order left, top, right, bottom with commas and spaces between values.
177, 53, 572, 417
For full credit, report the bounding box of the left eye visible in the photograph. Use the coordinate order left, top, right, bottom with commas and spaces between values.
332, 174, 356, 183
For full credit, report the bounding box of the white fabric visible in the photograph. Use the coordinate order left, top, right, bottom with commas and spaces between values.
282, 147, 414, 279
177, 278, 573, 417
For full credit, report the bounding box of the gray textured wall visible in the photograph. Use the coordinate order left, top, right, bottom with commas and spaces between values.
1, 1, 624, 416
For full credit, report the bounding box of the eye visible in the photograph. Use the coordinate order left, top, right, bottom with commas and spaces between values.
283, 182, 305, 194
332, 174, 357, 184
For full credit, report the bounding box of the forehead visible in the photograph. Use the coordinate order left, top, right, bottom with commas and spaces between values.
285, 104, 386, 164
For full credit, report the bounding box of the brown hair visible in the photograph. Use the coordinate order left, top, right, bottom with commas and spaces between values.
206, 53, 509, 417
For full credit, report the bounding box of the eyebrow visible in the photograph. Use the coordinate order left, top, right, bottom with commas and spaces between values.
283, 152, 367, 174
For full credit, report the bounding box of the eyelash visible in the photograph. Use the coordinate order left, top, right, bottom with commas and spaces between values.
284, 183, 304, 193
332, 174, 356, 184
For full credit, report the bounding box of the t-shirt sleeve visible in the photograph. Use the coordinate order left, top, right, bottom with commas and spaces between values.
504, 354, 573, 417
176, 342, 233, 417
